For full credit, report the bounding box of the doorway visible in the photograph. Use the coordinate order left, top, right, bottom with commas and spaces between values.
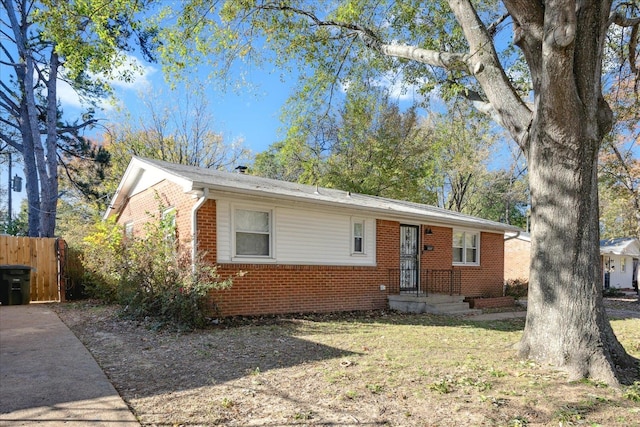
399, 225, 419, 292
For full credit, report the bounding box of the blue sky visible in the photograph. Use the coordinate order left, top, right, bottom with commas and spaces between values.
54, 55, 297, 154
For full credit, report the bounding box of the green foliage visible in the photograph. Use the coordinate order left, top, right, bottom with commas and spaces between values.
0, 200, 29, 236
81, 206, 235, 329
254, 84, 441, 204
623, 381, 640, 402
504, 278, 529, 299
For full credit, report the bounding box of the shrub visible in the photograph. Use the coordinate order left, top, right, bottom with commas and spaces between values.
81, 204, 237, 329
504, 278, 529, 298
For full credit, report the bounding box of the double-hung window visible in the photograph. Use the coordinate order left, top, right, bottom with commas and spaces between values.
453, 230, 479, 265
352, 219, 365, 254
235, 208, 271, 257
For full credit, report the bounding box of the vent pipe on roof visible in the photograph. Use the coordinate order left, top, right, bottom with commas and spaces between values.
235, 165, 248, 174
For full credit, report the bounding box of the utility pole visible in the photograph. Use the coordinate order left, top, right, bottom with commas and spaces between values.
7, 152, 12, 229
5, 153, 22, 231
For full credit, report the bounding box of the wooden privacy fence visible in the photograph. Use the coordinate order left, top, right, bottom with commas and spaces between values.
0, 235, 64, 302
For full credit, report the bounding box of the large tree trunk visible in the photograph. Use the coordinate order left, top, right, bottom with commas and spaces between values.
520, 123, 636, 385
40, 50, 60, 238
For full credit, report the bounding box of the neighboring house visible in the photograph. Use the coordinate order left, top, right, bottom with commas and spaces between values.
105, 156, 520, 317
504, 233, 640, 292
600, 237, 640, 291
504, 232, 531, 282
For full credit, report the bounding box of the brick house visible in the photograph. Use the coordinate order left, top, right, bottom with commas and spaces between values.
105, 157, 520, 316
504, 233, 640, 292
504, 232, 531, 282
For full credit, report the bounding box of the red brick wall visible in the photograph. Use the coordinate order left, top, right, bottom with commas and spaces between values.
116, 180, 195, 246
469, 296, 515, 309
419, 227, 504, 297
457, 232, 505, 297
420, 225, 452, 269
504, 237, 531, 281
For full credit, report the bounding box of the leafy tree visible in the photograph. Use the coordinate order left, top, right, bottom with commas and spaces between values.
420, 103, 497, 213
599, 75, 639, 239
255, 84, 440, 203
153, 0, 639, 384
468, 139, 530, 228
0, 0, 151, 237
106, 85, 251, 181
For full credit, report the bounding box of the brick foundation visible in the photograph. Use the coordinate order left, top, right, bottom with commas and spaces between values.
468, 296, 515, 309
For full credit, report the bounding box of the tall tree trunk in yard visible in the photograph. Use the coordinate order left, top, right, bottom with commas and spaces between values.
511, 0, 637, 384
523, 111, 631, 384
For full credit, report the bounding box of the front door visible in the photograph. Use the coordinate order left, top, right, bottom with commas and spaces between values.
400, 225, 419, 292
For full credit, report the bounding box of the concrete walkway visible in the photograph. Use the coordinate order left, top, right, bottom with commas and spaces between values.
465, 310, 527, 321
0, 304, 139, 426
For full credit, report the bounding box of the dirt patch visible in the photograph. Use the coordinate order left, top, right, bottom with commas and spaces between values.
54, 300, 640, 426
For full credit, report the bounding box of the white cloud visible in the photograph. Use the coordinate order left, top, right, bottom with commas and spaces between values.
57, 53, 157, 112
371, 71, 429, 103
341, 70, 430, 104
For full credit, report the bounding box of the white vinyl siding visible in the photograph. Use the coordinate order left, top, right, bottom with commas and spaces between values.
216, 199, 375, 265
604, 255, 635, 289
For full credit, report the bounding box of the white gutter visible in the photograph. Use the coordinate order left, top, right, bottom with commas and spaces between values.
504, 231, 522, 241
191, 187, 209, 271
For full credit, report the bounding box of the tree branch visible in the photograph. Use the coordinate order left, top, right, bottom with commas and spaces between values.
51, 119, 99, 135
448, 0, 532, 151
487, 12, 511, 36
0, 131, 23, 152
379, 44, 470, 70
608, 10, 640, 28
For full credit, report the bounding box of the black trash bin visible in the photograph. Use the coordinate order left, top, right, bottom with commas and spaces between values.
0, 265, 32, 305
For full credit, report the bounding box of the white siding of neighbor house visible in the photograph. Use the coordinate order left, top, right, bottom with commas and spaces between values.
603, 254, 636, 289
216, 199, 376, 266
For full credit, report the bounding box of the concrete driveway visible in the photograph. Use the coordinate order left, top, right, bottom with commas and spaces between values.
0, 304, 139, 426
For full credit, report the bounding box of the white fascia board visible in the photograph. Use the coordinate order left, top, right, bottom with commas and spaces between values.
103, 160, 144, 220
104, 157, 197, 220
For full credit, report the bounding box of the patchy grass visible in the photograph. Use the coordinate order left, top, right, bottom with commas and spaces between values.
55, 303, 640, 426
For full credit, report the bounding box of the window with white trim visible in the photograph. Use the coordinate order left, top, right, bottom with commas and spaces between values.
453, 230, 479, 265
161, 208, 176, 243
124, 222, 134, 238
352, 219, 365, 254
621, 257, 627, 273
235, 208, 271, 257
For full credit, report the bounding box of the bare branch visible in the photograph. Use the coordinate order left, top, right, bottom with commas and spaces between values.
448, 0, 532, 151
487, 12, 511, 36
379, 44, 470, 70
609, 10, 640, 27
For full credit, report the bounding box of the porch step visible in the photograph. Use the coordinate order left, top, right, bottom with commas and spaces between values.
388, 294, 481, 316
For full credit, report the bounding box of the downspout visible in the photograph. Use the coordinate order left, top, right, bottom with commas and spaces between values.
191, 188, 209, 272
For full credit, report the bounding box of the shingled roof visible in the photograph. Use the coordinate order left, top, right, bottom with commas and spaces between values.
105, 156, 522, 233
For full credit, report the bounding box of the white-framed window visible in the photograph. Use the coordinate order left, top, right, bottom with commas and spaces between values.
234, 208, 271, 257
453, 230, 479, 265
352, 219, 365, 254
161, 208, 177, 244
621, 257, 627, 273
124, 222, 134, 238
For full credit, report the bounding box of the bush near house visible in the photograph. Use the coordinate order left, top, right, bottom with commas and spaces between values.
504, 278, 529, 299
81, 207, 236, 329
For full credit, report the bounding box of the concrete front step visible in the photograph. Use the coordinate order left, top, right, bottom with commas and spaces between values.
388, 294, 481, 315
